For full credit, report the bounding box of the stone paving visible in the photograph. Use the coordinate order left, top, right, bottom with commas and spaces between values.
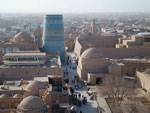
75, 88, 97, 113
96, 96, 112, 113
67, 52, 112, 113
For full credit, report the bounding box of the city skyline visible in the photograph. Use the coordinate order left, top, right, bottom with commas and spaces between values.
0, 0, 150, 13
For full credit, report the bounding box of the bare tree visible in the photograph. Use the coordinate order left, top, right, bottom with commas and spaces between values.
102, 75, 128, 106
130, 104, 138, 113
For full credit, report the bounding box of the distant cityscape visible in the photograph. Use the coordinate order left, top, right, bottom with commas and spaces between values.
0, 12, 150, 113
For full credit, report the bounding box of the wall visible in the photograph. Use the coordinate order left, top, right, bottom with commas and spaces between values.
74, 34, 119, 58
74, 38, 82, 58
78, 58, 109, 80
0, 67, 63, 83
0, 98, 22, 110
136, 71, 150, 92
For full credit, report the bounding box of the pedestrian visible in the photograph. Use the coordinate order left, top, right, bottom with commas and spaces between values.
78, 100, 82, 106
82, 95, 84, 98
73, 80, 75, 84
78, 93, 81, 98
84, 97, 87, 104
80, 110, 82, 113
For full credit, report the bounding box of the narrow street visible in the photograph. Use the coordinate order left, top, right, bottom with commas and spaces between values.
66, 52, 98, 113
75, 88, 98, 113
66, 52, 112, 113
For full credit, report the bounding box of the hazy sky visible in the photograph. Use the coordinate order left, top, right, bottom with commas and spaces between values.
0, 0, 150, 13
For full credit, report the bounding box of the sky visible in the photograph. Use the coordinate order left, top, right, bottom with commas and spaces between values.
0, 0, 150, 13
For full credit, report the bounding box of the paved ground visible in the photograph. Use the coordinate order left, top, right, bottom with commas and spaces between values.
75, 88, 97, 113
91, 86, 112, 113
67, 52, 112, 113
96, 97, 112, 113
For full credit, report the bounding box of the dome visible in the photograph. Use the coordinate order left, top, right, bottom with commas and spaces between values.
78, 33, 100, 44
25, 81, 44, 91
17, 96, 44, 113
81, 48, 103, 59
0, 94, 9, 98
24, 81, 45, 96
13, 94, 23, 98
10, 32, 34, 44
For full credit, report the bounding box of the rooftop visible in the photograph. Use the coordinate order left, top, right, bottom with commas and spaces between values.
121, 58, 150, 63
9, 32, 34, 44
88, 72, 106, 77
34, 77, 49, 82
136, 32, 150, 37
48, 75, 62, 78
4, 52, 46, 57
17, 96, 44, 111
0, 85, 23, 91
2, 52, 62, 67
142, 69, 150, 75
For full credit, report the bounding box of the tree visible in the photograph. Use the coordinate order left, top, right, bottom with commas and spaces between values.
102, 75, 128, 106
130, 104, 138, 113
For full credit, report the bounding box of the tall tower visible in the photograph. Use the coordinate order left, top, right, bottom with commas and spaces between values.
33, 25, 42, 49
43, 15, 65, 62
90, 19, 97, 34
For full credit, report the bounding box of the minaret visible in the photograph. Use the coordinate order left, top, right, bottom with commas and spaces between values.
33, 25, 42, 49
43, 15, 65, 62
90, 19, 97, 34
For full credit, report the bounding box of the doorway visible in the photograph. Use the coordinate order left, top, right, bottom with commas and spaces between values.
96, 77, 103, 84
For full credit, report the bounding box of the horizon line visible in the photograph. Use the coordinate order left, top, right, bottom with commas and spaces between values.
0, 11, 150, 15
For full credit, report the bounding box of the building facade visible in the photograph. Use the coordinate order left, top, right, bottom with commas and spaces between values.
0, 32, 37, 54
3, 51, 46, 66
116, 32, 150, 48
43, 15, 65, 62
136, 70, 150, 93
0, 51, 63, 83
77, 48, 150, 81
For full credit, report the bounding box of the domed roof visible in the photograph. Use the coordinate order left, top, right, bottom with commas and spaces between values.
81, 48, 103, 59
24, 81, 44, 96
0, 94, 9, 98
17, 96, 44, 112
78, 33, 99, 43
10, 32, 34, 44
13, 94, 23, 98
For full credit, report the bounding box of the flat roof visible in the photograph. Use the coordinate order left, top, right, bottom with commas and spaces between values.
114, 63, 125, 66
4, 52, 46, 57
0, 65, 61, 68
122, 58, 150, 62
136, 32, 150, 37
0, 85, 23, 91
48, 75, 62, 78
88, 72, 106, 77
14, 51, 40, 53
34, 77, 48, 82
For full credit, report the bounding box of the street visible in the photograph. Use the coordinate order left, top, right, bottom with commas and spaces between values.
66, 52, 98, 113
